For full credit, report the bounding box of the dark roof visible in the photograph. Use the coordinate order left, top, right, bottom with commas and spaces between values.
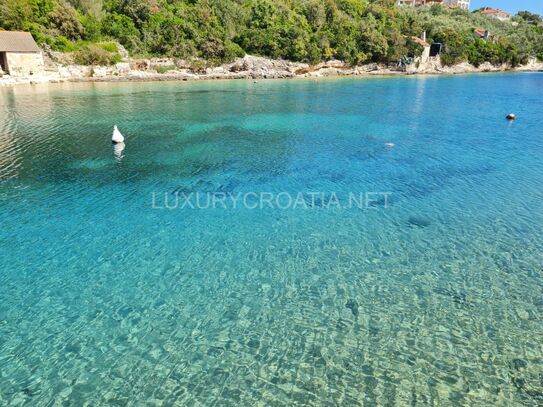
0, 31, 41, 53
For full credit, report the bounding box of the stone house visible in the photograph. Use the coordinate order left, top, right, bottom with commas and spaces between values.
402, 33, 443, 73
0, 31, 45, 77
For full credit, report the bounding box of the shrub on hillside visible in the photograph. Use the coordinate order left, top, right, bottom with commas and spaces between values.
74, 44, 121, 65
50, 36, 77, 52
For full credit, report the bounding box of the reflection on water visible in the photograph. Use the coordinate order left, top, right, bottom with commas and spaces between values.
0, 75, 542, 406
113, 142, 125, 161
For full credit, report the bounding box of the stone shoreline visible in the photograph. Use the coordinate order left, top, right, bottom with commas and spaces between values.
1, 54, 542, 87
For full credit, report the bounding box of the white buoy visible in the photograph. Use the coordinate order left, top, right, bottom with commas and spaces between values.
506, 113, 516, 121
112, 125, 125, 144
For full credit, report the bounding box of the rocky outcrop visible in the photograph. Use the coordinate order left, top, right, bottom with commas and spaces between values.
1, 53, 542, 87
435, 61, 510, 74
515, 57, 543, 72
200, 55, 307, 79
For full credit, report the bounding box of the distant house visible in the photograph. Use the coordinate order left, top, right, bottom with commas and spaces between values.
397, 0, 470, 9
397, 0, 444, 7
479, 8, 511, 21
0, 31, 44, 77
473, 28, 491, 39
443, 0, 470, 9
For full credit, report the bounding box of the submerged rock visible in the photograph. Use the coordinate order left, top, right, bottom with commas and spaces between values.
512, 358, 528, 371
345, 299, 359, 317
434, 287, 473, 307
407, 215, 432, 228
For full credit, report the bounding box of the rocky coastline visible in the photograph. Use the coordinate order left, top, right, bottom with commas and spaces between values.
1, 54, 542, 87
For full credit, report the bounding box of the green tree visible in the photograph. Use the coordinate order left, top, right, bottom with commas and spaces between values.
102, 12, 140, 49
0, 0, 542, 66
48, 1, 84, 40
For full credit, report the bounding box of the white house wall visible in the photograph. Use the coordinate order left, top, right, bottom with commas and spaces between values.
5, 52, 45, 77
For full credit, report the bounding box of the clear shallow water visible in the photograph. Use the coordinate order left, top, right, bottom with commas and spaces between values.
0, 74, 542, 406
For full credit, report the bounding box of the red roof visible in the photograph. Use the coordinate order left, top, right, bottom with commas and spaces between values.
480, 8, 510, 17
474, 28, 489, 38
411, 36, 430, 47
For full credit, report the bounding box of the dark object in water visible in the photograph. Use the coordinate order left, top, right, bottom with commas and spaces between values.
345, 299, 359, 317
407, 215, 432, 228
508, 359, 543, 403
434, 287, 471, 307
512, 358, 528, 371
506, 113, 516, 121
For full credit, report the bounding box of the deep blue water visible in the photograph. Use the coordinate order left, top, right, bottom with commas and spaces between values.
0, 74, 542, 406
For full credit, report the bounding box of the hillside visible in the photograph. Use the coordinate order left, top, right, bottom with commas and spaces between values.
1, 0, 542, 67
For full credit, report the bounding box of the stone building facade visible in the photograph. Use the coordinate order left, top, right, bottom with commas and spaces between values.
0, 32, 45, 77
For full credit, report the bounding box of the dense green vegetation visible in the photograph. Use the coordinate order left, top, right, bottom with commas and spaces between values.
1, 0, 542, 66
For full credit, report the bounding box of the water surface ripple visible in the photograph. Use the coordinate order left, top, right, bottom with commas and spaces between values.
0, 75, 542, 406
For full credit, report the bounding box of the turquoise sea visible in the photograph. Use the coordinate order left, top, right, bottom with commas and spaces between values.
0, 74, 542, 406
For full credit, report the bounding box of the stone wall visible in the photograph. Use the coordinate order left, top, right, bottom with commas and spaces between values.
5, 52, 45, 77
